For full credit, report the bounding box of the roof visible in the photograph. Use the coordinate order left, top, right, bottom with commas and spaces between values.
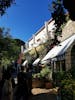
41, 34, 75, 63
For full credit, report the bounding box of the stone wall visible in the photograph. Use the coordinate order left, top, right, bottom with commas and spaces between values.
65, 41, 75, 70
58, 20, 75, 42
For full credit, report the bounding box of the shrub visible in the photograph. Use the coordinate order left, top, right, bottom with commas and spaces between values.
60, 74, 75, 100
70, 66, 75, 79
52, 71, 65, 86
60, 79, 75, 100
32, 67, 51, 81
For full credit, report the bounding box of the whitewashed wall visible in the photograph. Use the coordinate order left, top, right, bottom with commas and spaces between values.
25, 19, 55, 50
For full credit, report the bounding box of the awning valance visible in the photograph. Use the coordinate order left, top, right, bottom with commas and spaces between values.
41, 34, 75, 64
22, 60, 28, 66
33, 58, 40, 66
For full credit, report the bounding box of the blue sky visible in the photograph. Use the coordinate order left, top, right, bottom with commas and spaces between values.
0, 0, 52, 42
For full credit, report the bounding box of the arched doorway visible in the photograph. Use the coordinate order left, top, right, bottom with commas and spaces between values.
71, 45, 75, 67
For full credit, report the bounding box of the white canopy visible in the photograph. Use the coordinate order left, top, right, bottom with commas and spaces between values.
41, 34, 75, 64
22, 60, 28, 66
33, 58, 40, 66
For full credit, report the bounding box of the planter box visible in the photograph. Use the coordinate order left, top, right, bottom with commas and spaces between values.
45, 82, 53, 89
32, 78, 45, 88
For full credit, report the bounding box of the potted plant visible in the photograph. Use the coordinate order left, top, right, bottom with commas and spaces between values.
32, 67, 53, 89
32, 73, 45, 88
40, 67, 53, 89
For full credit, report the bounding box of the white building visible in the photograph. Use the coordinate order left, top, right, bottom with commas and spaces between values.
24, 19, 55, 53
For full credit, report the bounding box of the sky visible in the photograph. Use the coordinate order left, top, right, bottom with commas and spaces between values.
0, 0, 52, 42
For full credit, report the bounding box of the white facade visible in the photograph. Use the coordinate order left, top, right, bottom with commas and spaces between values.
24, 19, 55, 52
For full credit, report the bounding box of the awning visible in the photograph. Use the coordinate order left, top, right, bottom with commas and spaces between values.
22, 60, 28, 66
41, 34, 75, 64
33, 58, 40, 66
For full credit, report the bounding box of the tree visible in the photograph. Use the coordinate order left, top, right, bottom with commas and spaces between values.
51, 0, 75, 21
0, 27, 23, 67
63, 0, 75, 21
51, 0, 66, 35
14, 39, 25, 46
0, 0, 15, 16
47, 0, 66, 46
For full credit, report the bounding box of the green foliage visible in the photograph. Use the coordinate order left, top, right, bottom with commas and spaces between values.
63, 0, 75, 21
40, 67, 51, 78
0, 0, 15, 16
53, 71, 65, 83
60, 79, 75, 100
1, 57, 11, 67
33, 67, 51, 81
70, 66, 75, 79
33, 73, 41, 79
55, 71, 75, 100
0, 27, 23, 67
53, 71, 72, 82
51, 0, 66, 35
53, 66, 75, 99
